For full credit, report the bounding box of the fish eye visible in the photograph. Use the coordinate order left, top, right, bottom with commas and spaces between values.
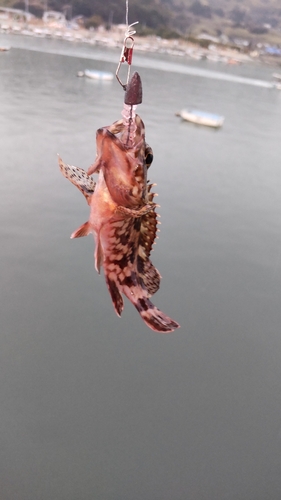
146, 153, 153, 167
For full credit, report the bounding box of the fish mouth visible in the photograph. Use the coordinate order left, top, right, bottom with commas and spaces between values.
124, 72, 143, 106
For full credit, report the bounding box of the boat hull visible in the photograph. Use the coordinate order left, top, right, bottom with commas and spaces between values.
178, 109, 224, 128
84, 69, 114, 81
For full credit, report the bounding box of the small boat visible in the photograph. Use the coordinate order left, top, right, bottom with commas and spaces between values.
176, 108, 224, 128
84, 69, 114, 81
272, 73, 281, 90
0, 46, 11, 52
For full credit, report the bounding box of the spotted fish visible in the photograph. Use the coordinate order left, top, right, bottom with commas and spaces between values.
59, 72, 179, 333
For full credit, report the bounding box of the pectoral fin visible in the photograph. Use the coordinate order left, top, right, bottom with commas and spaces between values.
58, 157, 95, 203
70, 222, 91, 239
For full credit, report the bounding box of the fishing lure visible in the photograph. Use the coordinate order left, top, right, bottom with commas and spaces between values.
59, 72, 179, 332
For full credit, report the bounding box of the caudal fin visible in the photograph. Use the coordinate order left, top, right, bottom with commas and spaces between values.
134, 296, 180, 333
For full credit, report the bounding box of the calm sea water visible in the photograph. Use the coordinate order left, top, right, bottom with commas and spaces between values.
1, 33, 281, 500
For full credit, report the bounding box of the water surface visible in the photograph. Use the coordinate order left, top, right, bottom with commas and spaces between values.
1, 34, 281, 500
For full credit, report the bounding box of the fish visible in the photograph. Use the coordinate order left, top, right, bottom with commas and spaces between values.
59, 72, 179, 333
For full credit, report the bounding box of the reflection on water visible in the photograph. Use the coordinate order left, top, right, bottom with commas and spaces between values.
1, 35, 281, 500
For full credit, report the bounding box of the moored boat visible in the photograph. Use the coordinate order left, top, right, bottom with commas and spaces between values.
84, 69, 114, 81
272, 73, 281, 90
176, 108, 224, 128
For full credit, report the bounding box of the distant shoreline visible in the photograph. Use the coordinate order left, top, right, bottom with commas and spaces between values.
1, 20, 280, 67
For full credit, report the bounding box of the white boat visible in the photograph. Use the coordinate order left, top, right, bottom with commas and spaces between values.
176, 108, 224, 128
84, 69, 114, 81
272, 73, 281, 90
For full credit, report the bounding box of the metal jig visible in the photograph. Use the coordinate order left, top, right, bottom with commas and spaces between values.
116, 21, 138, 90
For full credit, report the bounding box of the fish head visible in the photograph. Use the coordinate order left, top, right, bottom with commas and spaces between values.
88, 71, 153, 206
95, 127, 141, 207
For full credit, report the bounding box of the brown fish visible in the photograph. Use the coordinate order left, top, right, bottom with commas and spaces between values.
59, 72, 179, 333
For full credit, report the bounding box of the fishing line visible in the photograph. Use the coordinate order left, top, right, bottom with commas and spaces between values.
126, 0, 129, 28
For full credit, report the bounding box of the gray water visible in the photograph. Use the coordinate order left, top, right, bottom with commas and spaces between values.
1, 34, 281, 500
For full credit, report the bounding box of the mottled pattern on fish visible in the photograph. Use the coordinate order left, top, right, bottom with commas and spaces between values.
102, 214, 179, 333
59, 89, 179, 332
59, 161, 96, 204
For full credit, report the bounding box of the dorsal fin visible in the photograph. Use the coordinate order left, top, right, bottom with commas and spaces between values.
138, 257, 161, 297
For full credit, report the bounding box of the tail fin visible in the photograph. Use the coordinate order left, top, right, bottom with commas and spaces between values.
134, 296, 180, 333
103, 255, 179, 332
104, 265, 179, 332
